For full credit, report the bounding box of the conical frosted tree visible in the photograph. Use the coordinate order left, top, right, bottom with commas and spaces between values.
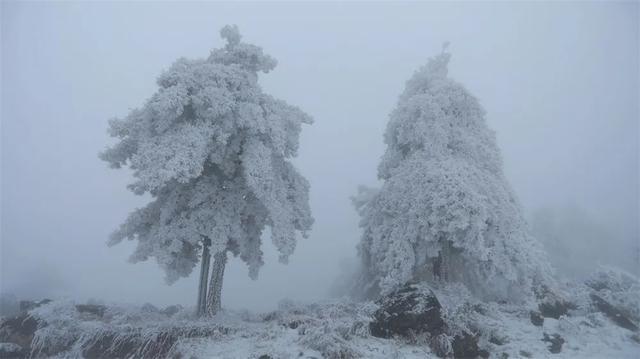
100, 25, 313, 316
354, 49, 551, 302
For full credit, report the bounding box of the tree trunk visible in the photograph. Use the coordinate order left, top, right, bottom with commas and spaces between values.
205, 250, 227, 317
433, 240, 452, 282
196, 238, 211, 316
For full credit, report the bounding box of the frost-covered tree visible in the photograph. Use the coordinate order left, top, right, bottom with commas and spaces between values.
353, 49, 551, 302
101, 25, 313, 316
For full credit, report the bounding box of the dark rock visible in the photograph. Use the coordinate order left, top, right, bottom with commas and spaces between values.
489, 335, 507, 345
369, 283, 445, 338
0, 342, 27, 358
258, 355, 272, 359
519, 350, 532, 358
590, 294, 638, 331
162, 305, 183, 317
369, 283, 493, 358
0, 313, 39, 349
452, 331, 487, 359
535, 284, 576, 320
539, 299, 575, 319
76, 304, 106, 318
542, 333, 565, 354
530, 311, 544, 326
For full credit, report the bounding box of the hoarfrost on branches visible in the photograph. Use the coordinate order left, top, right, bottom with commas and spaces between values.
585, 266, 640, 323
354, 50, 552, 301
100, 24, 313, 284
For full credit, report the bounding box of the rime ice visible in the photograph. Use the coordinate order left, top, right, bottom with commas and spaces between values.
353, 51, 552, 301
100, 25, 313, 314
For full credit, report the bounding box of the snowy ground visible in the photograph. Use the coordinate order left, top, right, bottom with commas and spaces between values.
174, 305, 639, 358
2, 267, 639, 358
7, 289, 635, 359
176, 310, 639, 359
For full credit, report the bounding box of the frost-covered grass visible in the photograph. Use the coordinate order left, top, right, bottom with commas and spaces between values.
8, 268, 640, 359
17, 280, 639, 359
27, 301, 239, 358
177, 299, 433, 359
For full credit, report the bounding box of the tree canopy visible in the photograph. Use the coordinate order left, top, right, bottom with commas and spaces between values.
354, 50, 551, 301
101, 25, 313, 284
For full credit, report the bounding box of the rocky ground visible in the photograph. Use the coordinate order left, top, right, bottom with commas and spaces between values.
1, 267, 638, 358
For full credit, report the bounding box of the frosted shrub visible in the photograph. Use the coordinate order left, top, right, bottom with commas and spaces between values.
586, 266, 640, 321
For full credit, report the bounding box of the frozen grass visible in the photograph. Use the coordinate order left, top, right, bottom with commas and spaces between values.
17, 280, 640, 358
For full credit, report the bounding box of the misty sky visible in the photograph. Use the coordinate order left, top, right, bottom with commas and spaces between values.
1, 1, 638, 312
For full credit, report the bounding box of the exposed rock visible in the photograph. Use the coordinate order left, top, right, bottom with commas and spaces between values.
542, 333, 565, 354
529, 311, 544, 326
590, 294, 638, 331
535, 285, 576, 319
369, 283, 445, 338
287, 319, 302, 329
369, 284, 491, 358
75, 304, 107, 318
489, 334, 507, 346
162, 304, 183, 317
539, 299, 575, 319
258, 355, 272, 359
452, 331, 489, 358
519, 350, 532, 358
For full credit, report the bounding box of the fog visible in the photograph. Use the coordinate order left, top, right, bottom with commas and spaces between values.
1, 1, 638, 312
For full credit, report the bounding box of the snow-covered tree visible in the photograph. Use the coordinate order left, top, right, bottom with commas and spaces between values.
353, 49, 551, 302
100, 25, 313, 316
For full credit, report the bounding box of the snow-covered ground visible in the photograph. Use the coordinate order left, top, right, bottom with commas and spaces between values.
2, 284, 633, 358
1, 268, 637, 358
177, 305, 638, 359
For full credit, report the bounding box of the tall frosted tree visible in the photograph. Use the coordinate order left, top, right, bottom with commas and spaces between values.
100, 25, 313, 316
353, 49, 551, 302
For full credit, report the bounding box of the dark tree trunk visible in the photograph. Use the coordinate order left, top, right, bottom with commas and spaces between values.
196, 238, 211, 316
206, 250, 228, 317
433, 240, 453, 282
